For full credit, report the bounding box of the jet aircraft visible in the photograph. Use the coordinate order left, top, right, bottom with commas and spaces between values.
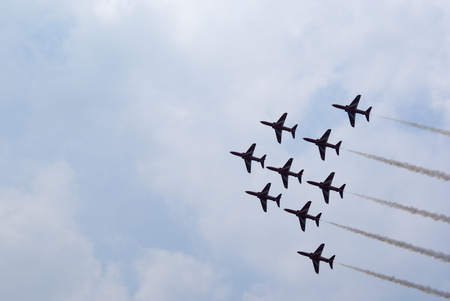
230, 143, 266, 173
245, 183, 281, 212
307, 172, 345, 204
284, 201, 321, 232
303, 129, 342, 161
266, 158, 304, 189
297, 243, 335, 274
260, 113, 298, 143
332, 95, 372, 127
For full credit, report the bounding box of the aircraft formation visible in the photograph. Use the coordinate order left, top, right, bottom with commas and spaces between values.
230, 94, 371, 274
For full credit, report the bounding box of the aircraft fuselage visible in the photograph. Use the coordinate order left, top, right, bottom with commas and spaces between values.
284, 208, 316, 220
332, 104, 367, 115
230, 151, 262, 162
245, 190, 278, 201
266, 166, 297, 177
306, 180, 341, 192
303, 138, 338, 149
297, 251, 333, 264
260, 121, 292, 132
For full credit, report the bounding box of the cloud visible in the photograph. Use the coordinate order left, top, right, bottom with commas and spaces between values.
134, 248, 231, 301
0, 161, 127, 301
1, 0, 450, 300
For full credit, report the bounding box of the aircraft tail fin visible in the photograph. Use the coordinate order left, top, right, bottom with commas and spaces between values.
339, 184, 346, 198
329, 255, 335, 269
365, 107, 372, 122
297, 169, 304, 184
275, 194, 282, 208
260, 155, 266, 169
315, 213, 322, 227
291, 124, 298, 139
335, 141, 342, 156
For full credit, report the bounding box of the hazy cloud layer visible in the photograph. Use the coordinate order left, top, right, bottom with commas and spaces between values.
1, 0, 449, 300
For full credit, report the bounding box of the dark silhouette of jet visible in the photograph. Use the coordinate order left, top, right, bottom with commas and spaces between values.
332, 95, 372, 127
266, 158, 304, 189
284, 201, 321, 232
303, 129, 342, 161
261, 113, 298, 143
230, 143, 266, 173
307, 172, 345, 204
245, 183, 281, 212
297, 243, 335, 274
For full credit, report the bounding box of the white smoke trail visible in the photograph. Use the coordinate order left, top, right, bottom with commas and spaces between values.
347, 150, 450, 181
379, 116, 450, 137
351, 193, 450, 225
340, 263, 450, 299
329, 222, 450, 263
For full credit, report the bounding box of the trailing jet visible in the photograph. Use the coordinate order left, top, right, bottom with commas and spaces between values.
266, 158, 304, 189
332, 95, 372, 127
230, 143, 266, 173
284, 201, 321, 232
245, 183, 281, 212
307, 172, 345, 204
260, 113, 298, 143
303, 129, 342, 161
297, 243, 335, 274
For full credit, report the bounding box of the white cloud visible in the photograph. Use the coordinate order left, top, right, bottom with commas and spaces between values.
0, 161, 128, 301
134, 248, 231, 301
1, 0, 450, 300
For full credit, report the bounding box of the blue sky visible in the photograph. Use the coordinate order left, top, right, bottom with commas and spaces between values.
1, 0, 449, 300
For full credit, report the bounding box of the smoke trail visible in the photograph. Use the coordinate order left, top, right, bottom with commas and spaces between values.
351, 193, 450, 225
347, 150, 450, 181
340, 263, 450, 299
379, 116, 450, 137
329, 222, 450, 263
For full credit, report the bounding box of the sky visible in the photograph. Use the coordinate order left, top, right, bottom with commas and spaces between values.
1, 0, 450, 300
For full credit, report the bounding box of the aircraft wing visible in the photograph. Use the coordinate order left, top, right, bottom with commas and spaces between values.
300, 201, 311, 214
324, 172, 335, 185
319, 129, 331, 142
244, 159, 252, 173
283, 158, 293, 169
313, 243, 325, 256
349, 95, 361, 109
276, 113, 287, 126
312, 259, 320, 274
275, 128, 283, 143
281, 174, 289, 189
298, 216, 306, 232
318, 145, 327, 161
260, 199, 267, 212
261, 183, 271, 195
347, 112, 356, 127
321, 188, 330, 204
245, 143, 256, 155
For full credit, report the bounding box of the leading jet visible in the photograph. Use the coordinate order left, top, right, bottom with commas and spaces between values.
297, 243, 335, 274
245, 183, 281, 212
303, 129, 342, 161
230, 143, 266, 173
261, 113, 298, 143
307, 172, 345, 204
266, 158, 304, 189
284, 201, 321, 232
332, 94, 372, 127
